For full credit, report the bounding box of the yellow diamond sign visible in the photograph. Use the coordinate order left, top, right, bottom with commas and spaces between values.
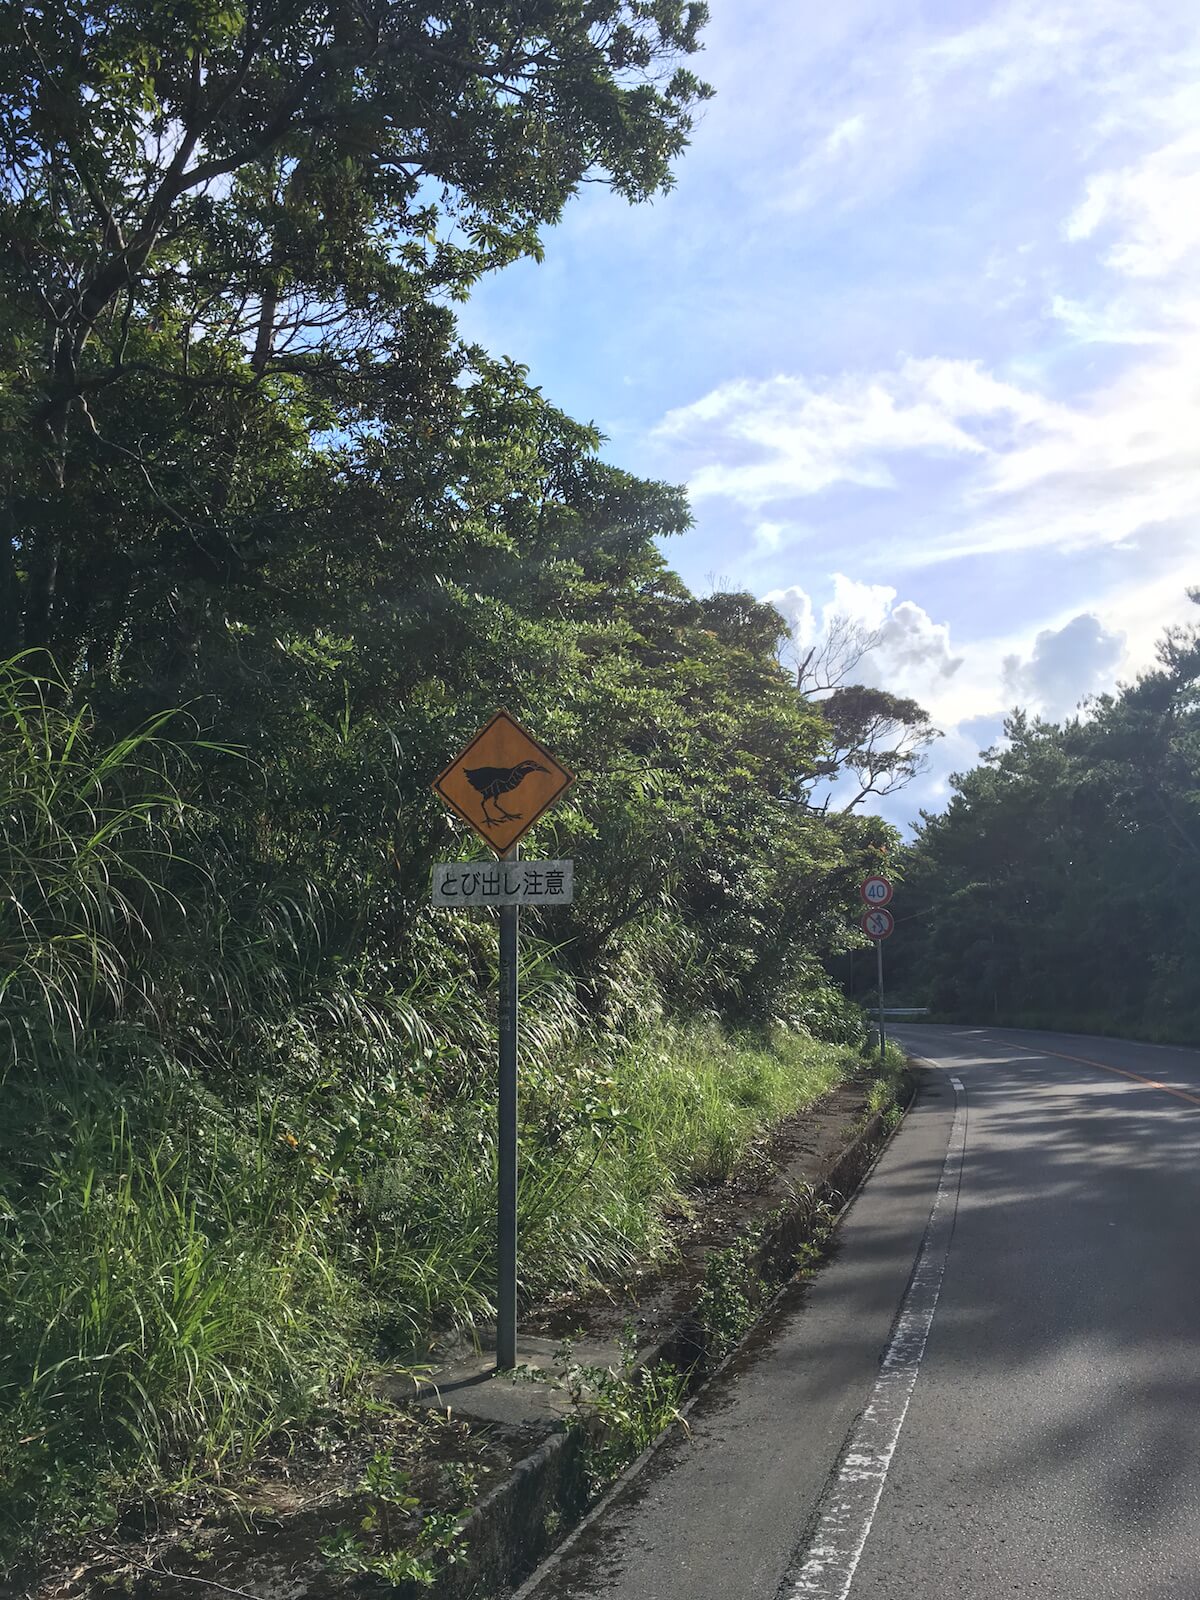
432, 710, 574, 857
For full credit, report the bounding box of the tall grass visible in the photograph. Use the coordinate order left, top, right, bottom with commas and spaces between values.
2, 1019, 865, 1569
0, 658, 876, 1573
1, 1097, 358, 1550
0, 654, 187, 1063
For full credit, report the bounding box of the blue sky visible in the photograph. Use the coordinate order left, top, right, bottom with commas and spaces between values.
458, 0, 1200, 825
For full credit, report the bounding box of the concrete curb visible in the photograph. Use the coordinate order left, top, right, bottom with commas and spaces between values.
430, 1067, 923, 1600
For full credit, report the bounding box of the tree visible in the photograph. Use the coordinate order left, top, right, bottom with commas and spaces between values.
809, 683, 937, 812
899, 595, 1200, 1035
791, 613, 882, 695
1, 0, 711, 648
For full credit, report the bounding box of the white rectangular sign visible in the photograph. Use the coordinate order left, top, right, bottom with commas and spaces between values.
432, 859, 574, 907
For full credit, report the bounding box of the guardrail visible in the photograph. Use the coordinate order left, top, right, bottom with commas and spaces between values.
881, 1007, 930, 1018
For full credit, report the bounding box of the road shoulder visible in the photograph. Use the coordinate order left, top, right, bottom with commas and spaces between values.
513, 1067, 957, 1600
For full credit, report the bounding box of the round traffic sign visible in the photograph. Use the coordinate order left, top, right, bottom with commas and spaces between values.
862, 908, 895, 939
860, 875, 893, 907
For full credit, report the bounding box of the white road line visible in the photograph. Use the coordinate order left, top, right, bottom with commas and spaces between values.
777, 1076, 967, 1600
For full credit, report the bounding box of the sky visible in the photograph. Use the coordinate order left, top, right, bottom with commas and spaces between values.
456, 0, 1200, 828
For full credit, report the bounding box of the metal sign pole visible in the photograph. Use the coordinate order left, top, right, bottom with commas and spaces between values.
876, 936, 886, 1059
431, 711, 576, 1374
496, 854, 519, 1372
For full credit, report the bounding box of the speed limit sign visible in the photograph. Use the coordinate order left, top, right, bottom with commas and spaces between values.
862, 908, 894, 939
861, 875, 893, 907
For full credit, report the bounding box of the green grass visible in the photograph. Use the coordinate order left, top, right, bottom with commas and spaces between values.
0, 657, 882, 1574
0, 1089, 361, 1560
862, 1042, 909, 1119
0, 1020, 870, 1573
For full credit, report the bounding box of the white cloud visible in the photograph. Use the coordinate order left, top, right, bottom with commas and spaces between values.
1048, 293, 1167, 345
874, 600, 964, 684
915, 2, 1091, 98
765, 583, 815, 646
763, 575, 964, 718
764, 0, 1200, 220
823, 573, 896, 633
1001, 613, 1128, 718
824, 114, 866, 156
752, 519, 785, 553
758, 570, 1190, 835
1067, 133, 1200, 279
655, 359, 1059, 511
655, 338, 1200, 578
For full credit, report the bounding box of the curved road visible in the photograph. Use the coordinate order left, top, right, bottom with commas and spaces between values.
514, 1025, 1200, 1600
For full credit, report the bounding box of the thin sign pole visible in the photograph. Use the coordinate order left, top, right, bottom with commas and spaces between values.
876, 935, 886, 1059
496, 850, 519, 1372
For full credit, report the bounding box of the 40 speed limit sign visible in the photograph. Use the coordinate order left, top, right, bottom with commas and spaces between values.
861, 907, 895, 939
860, 874, 893, 907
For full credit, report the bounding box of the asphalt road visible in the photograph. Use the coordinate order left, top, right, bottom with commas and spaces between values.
514, 1025, 1200, 1600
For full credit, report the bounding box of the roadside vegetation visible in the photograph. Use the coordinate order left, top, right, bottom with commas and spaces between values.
0, 675, 877, 1564
0, 2, 927, 1575
891, 596, 1200, 1045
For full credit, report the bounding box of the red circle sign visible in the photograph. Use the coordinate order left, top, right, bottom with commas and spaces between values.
862, 908, 895, 939
860, 875, 893, 907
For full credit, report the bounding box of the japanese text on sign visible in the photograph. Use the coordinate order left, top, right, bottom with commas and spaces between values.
432, 859, 574, 907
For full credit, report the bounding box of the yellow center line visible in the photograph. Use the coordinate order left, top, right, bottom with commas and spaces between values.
1024, 1044, 1200, 1109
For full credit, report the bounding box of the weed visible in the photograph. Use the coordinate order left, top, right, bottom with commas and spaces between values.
861, 1046, 908, 1130
439, 1460, 480, 1500
564, 1362, 689, 1496
793, 1197, 838, 1274
319, 1449, 466, 1587
695, 1239, 760, 1360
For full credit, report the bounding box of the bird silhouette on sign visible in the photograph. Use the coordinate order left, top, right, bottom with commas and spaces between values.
465, 760, 549, 828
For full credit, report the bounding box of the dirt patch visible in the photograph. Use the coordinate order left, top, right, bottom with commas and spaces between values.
21, 1404, 544, 1600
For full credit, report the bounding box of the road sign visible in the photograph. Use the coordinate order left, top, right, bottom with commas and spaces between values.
433, 709, 574, 857
861, 874, 893, 907
430, 712, 575, 1374
862, 908, 895, 939
432, 859, 574, 907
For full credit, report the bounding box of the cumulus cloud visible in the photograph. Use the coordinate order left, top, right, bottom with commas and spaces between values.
875, 601, 964, 683
763, 575, 963, 712
1001, 613, 1128, 718
764, 583, 815, 645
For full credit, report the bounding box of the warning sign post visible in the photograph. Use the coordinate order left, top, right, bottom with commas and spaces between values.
431, 712, 575, 1371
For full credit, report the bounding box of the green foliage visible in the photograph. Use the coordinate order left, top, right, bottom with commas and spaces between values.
863, 1043, 908, 1124
0, 690, 878, 1577
897, 594, 1200, 1040
2, 0, 711, 662
0, 654, 187, 1058
319, 1448, 465, 1588
558, 1353, 690, 1497
791, 1193, 838, 1275
0, 2, 929, 1573
695, 1239, 760, 1361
